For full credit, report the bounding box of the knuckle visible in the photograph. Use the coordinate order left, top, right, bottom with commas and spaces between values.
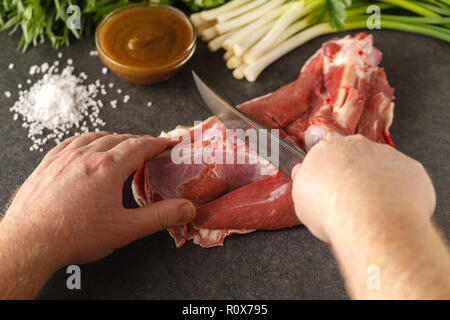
314, 139, 329, 150
342, 134, 371, 151
154, 205, 170, 230
78, 131, 110, 142
85, 131, 110, 137
352, 134, 366, 141
118, 134, 134, 141
64, 149, 85, 162
41, 154, 57, 167
76, 132, 95, 141
61, 136, 76, 144
344, 134, 366, 147
43, 148, 58, 160
127, 137, 147, 147
412, 159, 428, 175
87, 152, 116, 172
308, 139, 330, 157
98, 135, 119, 145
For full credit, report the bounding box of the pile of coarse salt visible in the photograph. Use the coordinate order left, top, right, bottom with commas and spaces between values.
10, 62, 105, 152
7, 50, 154, 152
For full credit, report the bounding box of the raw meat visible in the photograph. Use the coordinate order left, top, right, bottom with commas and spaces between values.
132, 33, 395, 248
132, 117, 295, 248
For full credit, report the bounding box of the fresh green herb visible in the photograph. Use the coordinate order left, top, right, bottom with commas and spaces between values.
287, 0, 352, 29
0, 0, 175, 52
328, 0, 352, 30
181, 0, 227, 12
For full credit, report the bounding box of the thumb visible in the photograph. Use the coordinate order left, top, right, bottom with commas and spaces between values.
291, 163, 304, 219
291, 163, 302, 180
123, 199, 196, 241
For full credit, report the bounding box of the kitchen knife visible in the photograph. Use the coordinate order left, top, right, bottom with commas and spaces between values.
192, 71, 306, 179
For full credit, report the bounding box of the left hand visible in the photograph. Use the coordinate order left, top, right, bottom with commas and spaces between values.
1, 132, 196, 269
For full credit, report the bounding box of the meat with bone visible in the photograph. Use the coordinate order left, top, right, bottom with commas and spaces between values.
132, 33, 395, 248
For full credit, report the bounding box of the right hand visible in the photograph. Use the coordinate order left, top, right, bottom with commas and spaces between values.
291, 135, 436, 242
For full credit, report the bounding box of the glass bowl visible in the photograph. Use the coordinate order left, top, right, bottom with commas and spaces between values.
95, 3, 197, 85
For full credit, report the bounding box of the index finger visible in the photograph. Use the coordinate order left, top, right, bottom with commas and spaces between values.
110, 136, 169, 179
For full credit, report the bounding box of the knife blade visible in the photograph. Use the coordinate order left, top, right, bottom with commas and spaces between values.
192, 71, 306, 178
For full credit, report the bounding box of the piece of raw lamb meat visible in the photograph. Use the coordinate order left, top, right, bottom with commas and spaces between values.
132, 32, 395, 248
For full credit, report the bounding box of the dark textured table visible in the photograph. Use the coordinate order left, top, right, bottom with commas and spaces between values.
0, 28, 449, 299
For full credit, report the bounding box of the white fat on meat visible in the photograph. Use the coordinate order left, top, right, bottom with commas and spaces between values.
304, 33, 387, 150
304, 124, 342, 151
324, 35, 378, 124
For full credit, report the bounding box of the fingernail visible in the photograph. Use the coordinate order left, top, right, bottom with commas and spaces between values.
179, 201, 196, 223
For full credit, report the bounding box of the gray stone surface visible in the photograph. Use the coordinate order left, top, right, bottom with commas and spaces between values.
0, 29, 448, 299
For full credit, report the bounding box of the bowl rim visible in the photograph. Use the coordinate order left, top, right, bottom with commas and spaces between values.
95, 2, 197, 75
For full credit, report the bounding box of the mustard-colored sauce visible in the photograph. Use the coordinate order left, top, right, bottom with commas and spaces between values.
99, 7, 193, 69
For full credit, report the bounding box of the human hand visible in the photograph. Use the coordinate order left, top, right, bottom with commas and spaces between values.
1, 132, 196, 269
291, 135, 436, 242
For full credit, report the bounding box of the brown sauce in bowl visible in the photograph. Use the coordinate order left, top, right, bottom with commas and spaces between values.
96, 5, 195, 84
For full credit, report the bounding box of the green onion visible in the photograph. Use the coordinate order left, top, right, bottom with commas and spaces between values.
346, 16, 450, 42
410, 0, 450, 16
381, 14, 450, 25
192, 0, 450, 81
377, 0, 441, 17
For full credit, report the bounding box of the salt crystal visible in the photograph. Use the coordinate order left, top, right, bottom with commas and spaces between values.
102, 67, 108, 74
89, 50, 98, 56
8, 63, 14, 70
88, 84, 97, 93
67, 58, 73, 65
29, 65, 40, 75
147, 102, 152, 107
108, 82, 114, 88
5, 91, 11, 98
117, 89, 122, 94
41, 62, 49, 73
58, 52, 63, 58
